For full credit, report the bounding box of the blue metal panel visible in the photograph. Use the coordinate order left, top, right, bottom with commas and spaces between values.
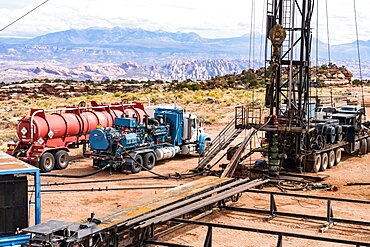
155, 108, 183, 146
118, 133, 138, 149
0, 168, 39, 176
34, 170, 41, 224
89, 128, 110, 150
0, 234, 30, 246
114, 117, 137, 128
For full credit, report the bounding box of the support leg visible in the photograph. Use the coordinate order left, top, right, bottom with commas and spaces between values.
203, 226, 212, 247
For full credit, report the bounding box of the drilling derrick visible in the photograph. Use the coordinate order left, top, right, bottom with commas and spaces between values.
265, 0, 314, 176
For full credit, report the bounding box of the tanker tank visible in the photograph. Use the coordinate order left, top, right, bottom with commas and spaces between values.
7, 101, 147, 172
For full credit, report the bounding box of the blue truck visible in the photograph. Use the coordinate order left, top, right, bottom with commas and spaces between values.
89, 106, 211, 173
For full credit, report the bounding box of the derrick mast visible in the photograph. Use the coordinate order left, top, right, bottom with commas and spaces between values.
265, 0, 314, 176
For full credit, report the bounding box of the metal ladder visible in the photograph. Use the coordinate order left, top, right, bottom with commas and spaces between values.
282, 0, 292, 59
196, 118, 244, 171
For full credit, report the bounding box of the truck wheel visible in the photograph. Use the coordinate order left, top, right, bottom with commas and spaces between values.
39, 152, 55, 172
131, 154, 143, 174
55, 150, 69, 170
359, 139, 367, 155
143, 153, 156, 170
334, 148, 341, 165
312, 154, 321, 173
327, 150, 335, 169
203, 140, 212, 154
320, 153, 328, 171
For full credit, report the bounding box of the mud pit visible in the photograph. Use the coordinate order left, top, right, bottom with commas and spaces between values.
29, 117, 370, 247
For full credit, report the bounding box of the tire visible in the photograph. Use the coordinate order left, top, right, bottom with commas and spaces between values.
143, 152, 156, 170
367, 137, 370, 154
327, 150, 335, 169
335, 126, 343, 142
54, 150, 69, 170
312, 154, 321, 173
334, 148, 341, 165
39, 152, 55, 172
320, 152, 328, 171
326, 126, 336, 144
203, 140, 212, 154
131, 154, 143, 174
359, 139, 367, 155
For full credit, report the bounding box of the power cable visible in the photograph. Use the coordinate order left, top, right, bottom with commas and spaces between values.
0, 0, 49, 32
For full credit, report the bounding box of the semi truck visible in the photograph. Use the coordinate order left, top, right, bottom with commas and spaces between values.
89, 106, 211, 173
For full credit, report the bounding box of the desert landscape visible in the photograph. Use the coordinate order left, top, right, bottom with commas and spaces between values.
1, 0, 370, 246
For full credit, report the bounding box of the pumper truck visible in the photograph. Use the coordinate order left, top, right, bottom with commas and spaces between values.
89, 106, 211, 173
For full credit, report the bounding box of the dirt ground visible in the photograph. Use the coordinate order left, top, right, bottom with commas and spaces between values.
27, 120, 370, 247
18, 87, 370, 246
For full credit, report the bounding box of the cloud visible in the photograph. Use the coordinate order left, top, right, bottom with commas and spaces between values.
0, 0, 369, 44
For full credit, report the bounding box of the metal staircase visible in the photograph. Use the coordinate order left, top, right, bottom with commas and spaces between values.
196, 118, 244, 171
196, 105, 264, 171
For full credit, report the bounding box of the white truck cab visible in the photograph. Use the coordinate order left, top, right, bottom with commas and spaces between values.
315, 106, 336, 121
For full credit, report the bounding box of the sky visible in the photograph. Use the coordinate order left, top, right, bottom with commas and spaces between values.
0, 0, 370, 44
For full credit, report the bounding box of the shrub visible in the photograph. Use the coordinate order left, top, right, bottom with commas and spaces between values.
352, 79, 362, 86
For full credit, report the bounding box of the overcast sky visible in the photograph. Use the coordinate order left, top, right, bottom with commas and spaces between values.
0, 0, 369, 44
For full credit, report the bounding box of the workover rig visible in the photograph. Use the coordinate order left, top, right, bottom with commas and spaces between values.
196, 0, 370, 176
263, 0, 315, 175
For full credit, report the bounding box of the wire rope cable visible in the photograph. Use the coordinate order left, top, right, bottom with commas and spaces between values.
325, 0, 331, 65
259, 0, 267, 66
248, 0, 255, 68
353, 0, 365, 114
315, 0, 319, 98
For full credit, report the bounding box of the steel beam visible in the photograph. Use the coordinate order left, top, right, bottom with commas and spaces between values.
171, 218, 370, 246
122, 178, 250, 227
136, 179, 269, 228
221, 206, 370, 227
145, 240, 192, 247
245, 189, 370, 204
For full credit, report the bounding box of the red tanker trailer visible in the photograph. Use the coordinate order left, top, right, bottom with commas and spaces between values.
7, 101, 147, 172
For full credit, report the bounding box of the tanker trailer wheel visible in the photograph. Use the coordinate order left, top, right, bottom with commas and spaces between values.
359, 139, 367, 155
39, 152, 55, 172
143, 153, 156, 170
131, 154, 143, 174
334, 148, 341, 165
320, 152, 328, 171
312, 154, 321, 173
55, 150, 69, 170
327, 150, 335, 169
